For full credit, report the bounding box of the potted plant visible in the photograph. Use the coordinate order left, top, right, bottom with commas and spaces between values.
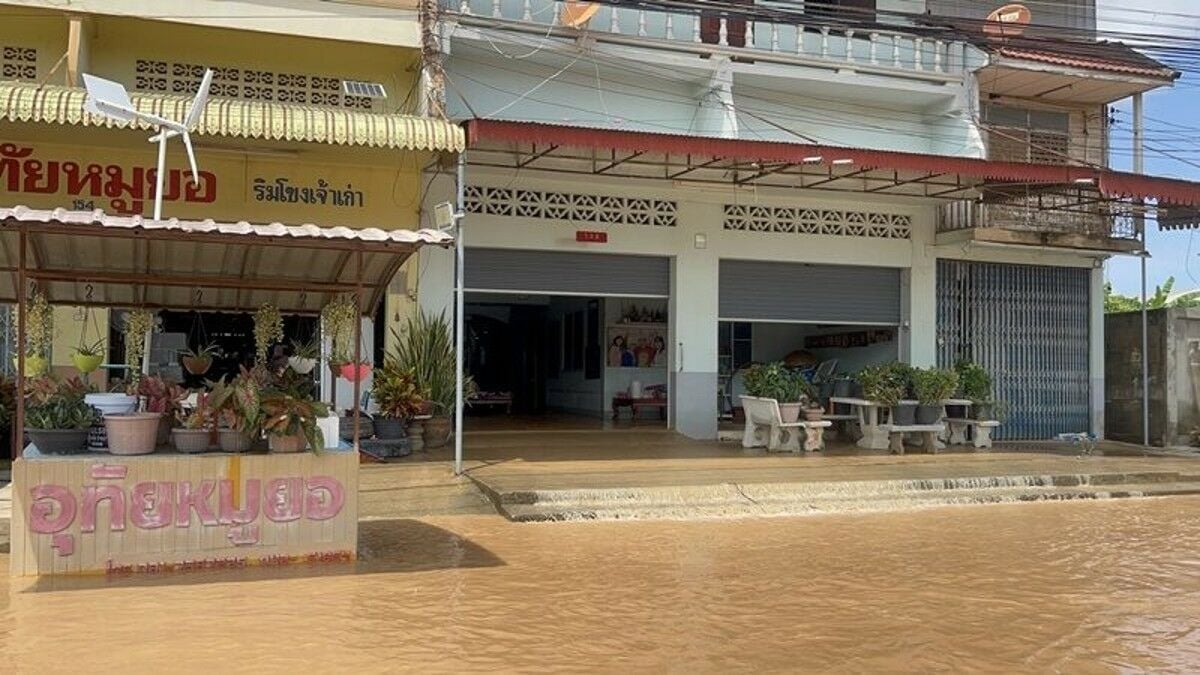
743, 361, 804, 422
798, 377, 824, 421
260, 392, 327, 453
172, 392, 216, 453
389, 312, 466, 449
208, 374, 261, 453
956, 360, 994, 420
136, 375, 186, 447
181, 344, 218, 376
288, 337, 320, 374
71, 337, 106, 374
371, 362, 424, 440
856, 364, 905, 423
25, 375, 94, 455
911, 366, 959, 425
882, 362, 916, 425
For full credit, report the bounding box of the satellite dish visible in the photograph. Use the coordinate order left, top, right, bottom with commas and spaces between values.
561, 1, 600, 28
83, 68, 214, 219
983, 4, 1031, 37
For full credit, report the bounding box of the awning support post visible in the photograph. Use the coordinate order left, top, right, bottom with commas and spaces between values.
14, 227, 26, 460
454, 153, 466, 476
353, 248, 364, 452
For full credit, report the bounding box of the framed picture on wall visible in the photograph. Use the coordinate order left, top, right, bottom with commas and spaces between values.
606, 324, 667, 369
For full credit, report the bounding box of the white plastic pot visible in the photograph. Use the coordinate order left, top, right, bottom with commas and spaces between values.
85, 393, 138, 416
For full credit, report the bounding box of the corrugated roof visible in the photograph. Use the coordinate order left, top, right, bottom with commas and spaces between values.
0, 206, 454, 314
0, 80, 466, 152
996, 44, 1177, 79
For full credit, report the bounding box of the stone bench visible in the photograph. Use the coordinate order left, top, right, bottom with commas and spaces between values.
880, 423, 945, 455
740, 395, 832, 453
945, 418, 1001, 449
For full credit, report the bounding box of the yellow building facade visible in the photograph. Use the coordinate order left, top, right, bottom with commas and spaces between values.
0, 4, 461, 377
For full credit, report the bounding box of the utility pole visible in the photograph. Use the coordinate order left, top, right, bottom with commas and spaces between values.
420, 0, 447, 119
1134, 92, 1149, 447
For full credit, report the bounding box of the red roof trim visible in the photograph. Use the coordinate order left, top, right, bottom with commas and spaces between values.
465, 119, 1200, 207
996, 46, 1176, 79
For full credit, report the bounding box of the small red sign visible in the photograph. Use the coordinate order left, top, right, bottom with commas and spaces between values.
576, 230, 608, 243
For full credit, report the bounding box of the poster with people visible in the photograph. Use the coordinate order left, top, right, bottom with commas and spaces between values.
607, 325, 668, 368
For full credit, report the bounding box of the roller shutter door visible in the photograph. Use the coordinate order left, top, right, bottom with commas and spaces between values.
718, 260, 901, 324
465, 248, 670, 297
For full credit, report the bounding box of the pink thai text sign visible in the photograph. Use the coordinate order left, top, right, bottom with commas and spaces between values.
9, 451, 359, 576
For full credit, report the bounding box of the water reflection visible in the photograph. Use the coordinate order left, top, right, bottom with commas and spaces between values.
3, 498, 1200, 672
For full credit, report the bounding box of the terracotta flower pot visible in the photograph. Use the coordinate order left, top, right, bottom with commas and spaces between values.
268, 432, 308, 453
339, 362, 372, 382
181, 355, 213, 376
72, 352, 104, 374
288, 356, 317, 374
172, 428, 212, 453
803, 407, 825, 422
104, 412, 162, 455
423, 415, 452, 448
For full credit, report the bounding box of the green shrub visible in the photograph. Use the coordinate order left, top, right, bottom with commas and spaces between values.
911, 367, 959, 405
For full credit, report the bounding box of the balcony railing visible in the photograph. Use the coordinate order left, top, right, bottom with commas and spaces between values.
940, 196, 1141, 244
449, 0, 971, 77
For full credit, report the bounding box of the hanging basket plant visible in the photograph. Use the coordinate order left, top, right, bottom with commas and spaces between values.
181, 344, 218, 376
14, 290, 54, 376
71, 305, 106, 374
320, 294, 357, 369
123, 309, 156, 388
253, 303, 284, 365
338, 361, 372, 383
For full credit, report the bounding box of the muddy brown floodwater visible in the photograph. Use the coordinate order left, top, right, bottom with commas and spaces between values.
3, 497, 1200, 673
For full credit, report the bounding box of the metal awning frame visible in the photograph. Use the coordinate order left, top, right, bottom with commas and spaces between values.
4, 214, 453, 460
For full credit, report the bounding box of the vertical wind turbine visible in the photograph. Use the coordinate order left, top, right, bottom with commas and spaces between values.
82, 69, 214, 219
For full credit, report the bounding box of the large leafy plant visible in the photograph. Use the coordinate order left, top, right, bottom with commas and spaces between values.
389, 312, 468, 415
208, 370, 265, 436
856, 364, 905, 408
743, 362, 806, 402
136, 375, 186, 417
372, 362, 425, 419
25, 375, 93, 430
955, 360, 993, 403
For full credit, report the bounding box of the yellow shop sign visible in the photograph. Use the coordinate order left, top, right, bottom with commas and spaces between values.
1, 139, 417, 228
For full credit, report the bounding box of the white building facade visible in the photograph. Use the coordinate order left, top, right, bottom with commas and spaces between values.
419, 0, 1178, 442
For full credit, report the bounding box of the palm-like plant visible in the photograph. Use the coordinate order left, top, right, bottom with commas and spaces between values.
389, 312, 471, 415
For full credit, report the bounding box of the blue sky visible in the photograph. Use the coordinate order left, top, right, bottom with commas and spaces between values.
1100, 0, 1200, 295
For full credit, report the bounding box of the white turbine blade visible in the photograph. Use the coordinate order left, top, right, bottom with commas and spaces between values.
82, 73, 136, 123
181, 131, 200, 183
185, 69, 214, 130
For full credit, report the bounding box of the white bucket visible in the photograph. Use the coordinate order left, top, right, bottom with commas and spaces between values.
630, 381, 643, 398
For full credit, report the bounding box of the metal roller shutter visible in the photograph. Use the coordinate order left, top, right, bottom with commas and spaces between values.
718, 260, 902, 324
465, 248, 670, 297
936, 259, 1090, 440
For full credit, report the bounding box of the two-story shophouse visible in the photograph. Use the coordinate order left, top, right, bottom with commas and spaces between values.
417, 0, 1197, 444
0, 0, 464, 400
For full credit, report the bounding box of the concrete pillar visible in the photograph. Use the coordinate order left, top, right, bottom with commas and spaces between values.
670, 203, 721, 440
1090, 264, 1105, 439
906, 211, 937, 366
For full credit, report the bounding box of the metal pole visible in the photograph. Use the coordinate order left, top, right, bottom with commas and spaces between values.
353, 249, 364, 452
1141, 253, 1149, 447
153, 135, 167, 220
454, 154, 466, 475
1134, 92, 1149, 447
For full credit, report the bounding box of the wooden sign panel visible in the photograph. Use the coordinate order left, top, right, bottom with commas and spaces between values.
9, 450, 358, 577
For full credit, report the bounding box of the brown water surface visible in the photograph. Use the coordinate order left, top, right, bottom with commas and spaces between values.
3, 498, 1200, 673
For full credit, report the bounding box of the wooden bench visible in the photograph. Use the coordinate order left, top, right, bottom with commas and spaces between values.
879, 423, 945, 455
740, 395, 832, 453
945, 418, 1002, 449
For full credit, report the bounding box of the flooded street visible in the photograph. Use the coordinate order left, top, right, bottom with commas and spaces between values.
3, 497, 1200, 673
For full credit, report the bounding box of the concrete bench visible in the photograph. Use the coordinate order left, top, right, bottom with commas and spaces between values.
879, 423, 945, 455
740, 396, 832, 453
945, 418, 1002, 449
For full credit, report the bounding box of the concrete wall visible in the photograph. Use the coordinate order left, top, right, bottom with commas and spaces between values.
1106, 307, 1200, 448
